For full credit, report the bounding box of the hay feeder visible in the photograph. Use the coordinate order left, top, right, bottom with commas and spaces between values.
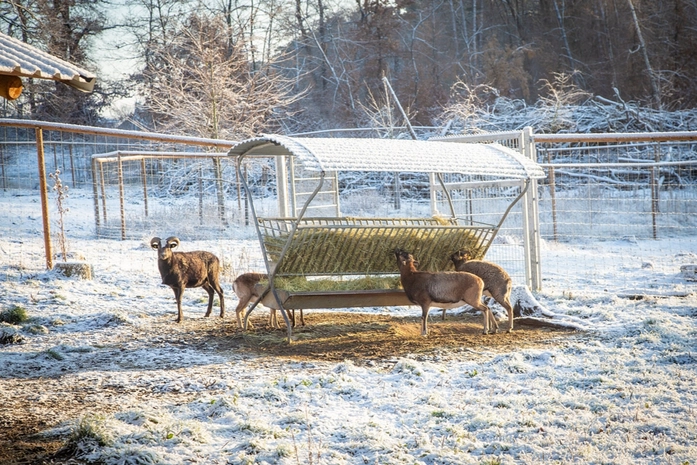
228, 135, 546, 340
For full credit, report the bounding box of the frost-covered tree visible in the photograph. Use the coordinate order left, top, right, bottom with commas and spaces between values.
142, 12, 302, 139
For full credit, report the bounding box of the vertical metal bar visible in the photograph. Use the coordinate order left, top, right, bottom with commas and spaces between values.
99, 161, 107, 223
521, 127, 542, 290
547, 148, 558, 242
651, 166, 658, 239
276, 155, 288, 217
69, 144, 76, 188
244, 167, 249, 226
91, 157, 100, 235
212, 157, 227, 226
198, 162, 203, 225
117, 152, 126, 240
236, 157, 242, 212
0, 126, 6, 191
52, 142, 58, 173
36, 128, 53, 270
289, 157, 297, 216
332, 171, 341, 216
466, 189, 473, 225
393, 172, 401, 210
141, 158, 149, 217
651, 143, 661, 239
429, 173, 438, 215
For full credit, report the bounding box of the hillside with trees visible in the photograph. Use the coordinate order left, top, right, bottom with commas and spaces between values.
2, 0, 697, 134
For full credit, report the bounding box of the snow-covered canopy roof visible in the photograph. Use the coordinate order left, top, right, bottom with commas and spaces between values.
228, 134, 546, 179
0, 32, 96, 92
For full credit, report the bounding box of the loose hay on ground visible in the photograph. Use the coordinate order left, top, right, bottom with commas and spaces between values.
222, 311, 577, 361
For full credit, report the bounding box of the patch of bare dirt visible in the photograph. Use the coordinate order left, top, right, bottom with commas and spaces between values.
0, 311, 576, 464
214, 311, 574, 361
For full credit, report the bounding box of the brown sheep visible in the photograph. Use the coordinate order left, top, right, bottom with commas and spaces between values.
395, 248, 496, 336
450, 250, 514, 332
233, 272, 304, 329
150, 236, 225, 323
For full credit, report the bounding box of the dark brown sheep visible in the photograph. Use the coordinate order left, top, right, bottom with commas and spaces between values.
150, 236, 225, 323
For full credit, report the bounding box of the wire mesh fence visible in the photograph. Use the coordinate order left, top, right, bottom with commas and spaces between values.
1, 121, 696, 291
538, 141, 697, 241
536, 138, 697, 287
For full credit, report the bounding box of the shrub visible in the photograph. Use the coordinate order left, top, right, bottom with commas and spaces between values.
0, 305, 28, 324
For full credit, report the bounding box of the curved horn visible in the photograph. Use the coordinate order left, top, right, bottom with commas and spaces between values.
166, 236, 180, 249
150, 237, 162, 249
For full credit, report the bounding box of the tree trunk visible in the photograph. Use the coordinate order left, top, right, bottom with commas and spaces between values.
626, 0, 662, 109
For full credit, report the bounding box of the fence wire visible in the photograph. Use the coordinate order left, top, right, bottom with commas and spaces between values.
538, 141, 697, 241
2, 123, 696, 291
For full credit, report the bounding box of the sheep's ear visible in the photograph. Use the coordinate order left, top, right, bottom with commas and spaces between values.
166, 236, 180, 249
150, 237, 161, 249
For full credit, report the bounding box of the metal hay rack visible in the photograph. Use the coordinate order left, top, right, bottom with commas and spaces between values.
228, 135, 546, 340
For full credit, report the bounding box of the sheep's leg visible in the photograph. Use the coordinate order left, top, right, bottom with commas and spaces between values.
421, 304, 432, 337
499, 296, 514, 333
269, 309, 280, 329
482, 298, 498, 334
173, 287, 184, 323
488, 307, 499, 334
203, 283, 215, 317
234, 299, 254, 329
288, 309, 305, 327
470, 300, 493, 335
476, 296, 498, 334
212, 282, 225, 318
441, 309, 446, 321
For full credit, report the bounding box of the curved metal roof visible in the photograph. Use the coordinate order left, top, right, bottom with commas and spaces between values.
0, 32, 96, 92
228, 134, 546, 179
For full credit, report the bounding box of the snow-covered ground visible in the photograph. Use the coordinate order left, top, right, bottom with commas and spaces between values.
1, 191, 697, 464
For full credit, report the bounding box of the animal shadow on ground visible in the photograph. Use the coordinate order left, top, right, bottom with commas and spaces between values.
210, 311, 576, 362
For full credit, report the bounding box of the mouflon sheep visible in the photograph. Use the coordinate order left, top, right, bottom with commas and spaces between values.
150, 236, 225, 323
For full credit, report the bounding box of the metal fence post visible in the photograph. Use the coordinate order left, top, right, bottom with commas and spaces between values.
36, 127, 53, 269
117, 151, 126, 240
651, 143, 661, 239
91, 157, 100, 235
522, 126, 542, 290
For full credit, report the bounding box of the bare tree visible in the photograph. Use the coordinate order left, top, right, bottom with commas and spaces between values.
143, 12, 303, 222
626, 0, 662, 110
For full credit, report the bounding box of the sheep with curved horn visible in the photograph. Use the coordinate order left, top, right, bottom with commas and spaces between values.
151, 236, 225, 323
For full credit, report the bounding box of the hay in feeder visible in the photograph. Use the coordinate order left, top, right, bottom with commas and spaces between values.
264, 224, 489, 276
260, 275, 402, 293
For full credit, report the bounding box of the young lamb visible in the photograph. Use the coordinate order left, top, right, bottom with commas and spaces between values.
233, 272, 304, 329
450, 250, 514, 332
150, 236, 225, 323
394, 248, 496, 336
